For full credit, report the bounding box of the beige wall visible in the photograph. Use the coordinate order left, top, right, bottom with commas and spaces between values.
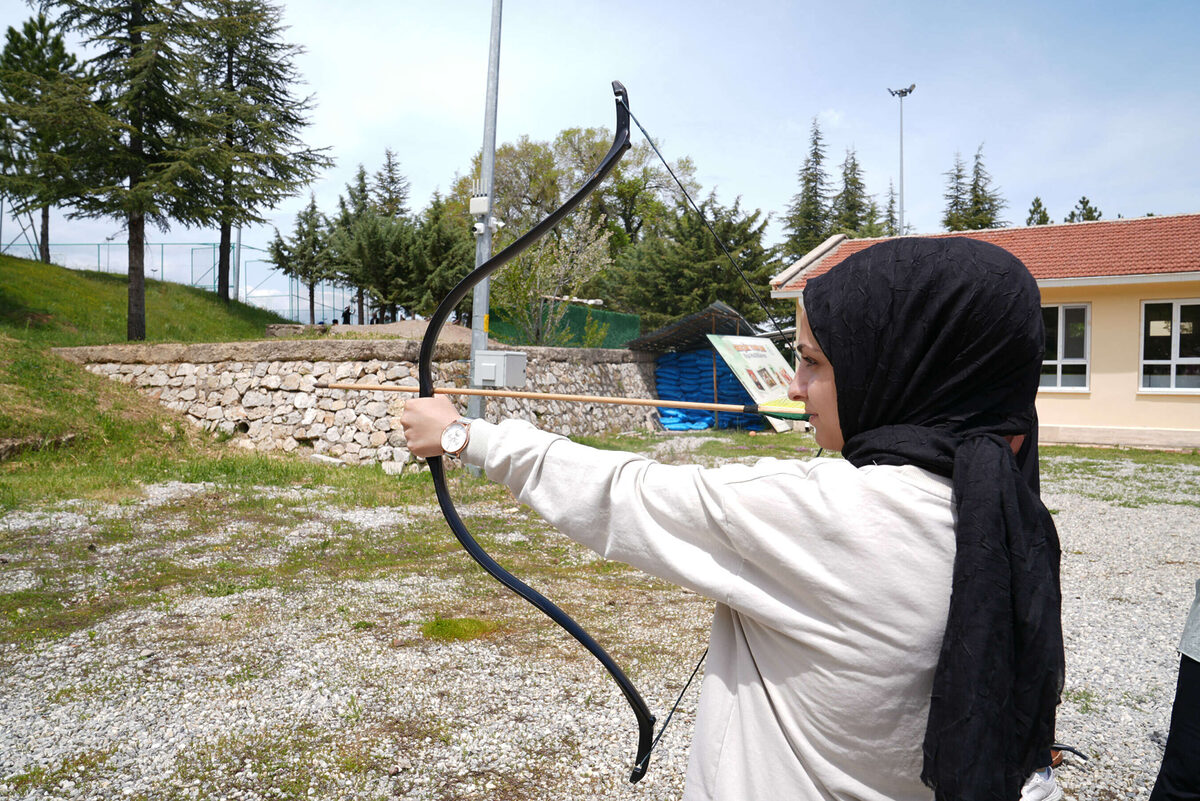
1037, 280, 1200, 447
791, 279, 1200, 448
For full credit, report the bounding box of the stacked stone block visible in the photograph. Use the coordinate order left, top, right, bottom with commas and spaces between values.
56, 341, 658, 472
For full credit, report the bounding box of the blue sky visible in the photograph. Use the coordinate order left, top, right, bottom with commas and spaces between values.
2, 0, 1198, 317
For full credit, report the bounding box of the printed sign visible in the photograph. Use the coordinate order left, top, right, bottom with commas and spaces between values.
707, 334, 798, 432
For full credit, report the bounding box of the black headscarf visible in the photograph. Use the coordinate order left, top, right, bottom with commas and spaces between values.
803, 237, 1063, 801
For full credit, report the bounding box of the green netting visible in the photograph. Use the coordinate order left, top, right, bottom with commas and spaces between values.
490, 304, 641, 348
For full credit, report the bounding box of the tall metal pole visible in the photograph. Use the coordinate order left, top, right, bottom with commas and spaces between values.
469, 0, 503, 422
888, 84, 915, 235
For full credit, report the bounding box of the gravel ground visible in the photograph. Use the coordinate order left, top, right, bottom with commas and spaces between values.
1, 444, 1197, 800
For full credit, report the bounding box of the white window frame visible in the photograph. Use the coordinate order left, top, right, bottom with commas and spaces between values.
1139, 298, 1200, 394
1040, 303, 1091, 392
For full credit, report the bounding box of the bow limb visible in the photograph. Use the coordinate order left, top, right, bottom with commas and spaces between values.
417, 81, 657, 783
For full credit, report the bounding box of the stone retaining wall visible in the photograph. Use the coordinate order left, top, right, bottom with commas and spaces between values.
55, 341, 659, 472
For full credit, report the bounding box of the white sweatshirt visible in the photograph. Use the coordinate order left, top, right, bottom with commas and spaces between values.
463, 419, 955, 801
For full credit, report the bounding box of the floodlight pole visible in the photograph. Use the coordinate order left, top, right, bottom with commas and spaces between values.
469, 0, 503, 424
887, 84, 915, 234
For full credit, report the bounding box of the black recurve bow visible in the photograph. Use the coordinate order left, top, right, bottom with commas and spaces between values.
416, 81, 658, 783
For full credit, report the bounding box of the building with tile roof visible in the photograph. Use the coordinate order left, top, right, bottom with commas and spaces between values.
770, 214, 1200, 448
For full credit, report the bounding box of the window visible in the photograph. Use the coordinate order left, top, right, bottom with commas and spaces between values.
1041, 304, 1090, 389
1141, 300, 1200, 391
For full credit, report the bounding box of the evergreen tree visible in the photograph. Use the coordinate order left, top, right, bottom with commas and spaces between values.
963, 145, 1006, 229
1026, 196, 1051, 225
414, 191, 474, 318
884, 180, 898, 237
40, 0, 219, 340
268, 194, 331, 324
782, 118, 830, 260
0, 13, 90, 263
609, 193, 783, 332
193, 0, 332, 303
828, 147, 869, 236
373, 147, 410, 219
857, 199, 889, 238
1064, 196, 1102, 223
328, 165, 374, 321
942, 152, 969, 231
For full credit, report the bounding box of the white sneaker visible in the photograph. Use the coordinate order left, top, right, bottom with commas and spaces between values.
1021, 767, 1063, 801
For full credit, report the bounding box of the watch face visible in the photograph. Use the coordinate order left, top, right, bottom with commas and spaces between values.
441, 422, 468, 455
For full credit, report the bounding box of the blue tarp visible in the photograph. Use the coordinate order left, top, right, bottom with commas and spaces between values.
655, 349, 764, 431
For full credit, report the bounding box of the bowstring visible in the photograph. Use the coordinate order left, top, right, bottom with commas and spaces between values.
616, 98, 797, 362
634, 647, 708, 774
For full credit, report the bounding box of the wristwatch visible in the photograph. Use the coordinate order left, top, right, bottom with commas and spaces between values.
439, 417, 474, 459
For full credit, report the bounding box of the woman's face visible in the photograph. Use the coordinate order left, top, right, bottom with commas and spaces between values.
788, 310, 844, 451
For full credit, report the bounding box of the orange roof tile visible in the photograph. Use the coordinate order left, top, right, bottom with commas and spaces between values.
772, 213, 1200, 293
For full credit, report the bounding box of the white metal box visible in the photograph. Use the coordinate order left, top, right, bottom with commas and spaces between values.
473, 350, 527, 388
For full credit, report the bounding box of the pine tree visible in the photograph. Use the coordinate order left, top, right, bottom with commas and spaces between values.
373, 147, 411, 219
884, 180, 898, 237
857, 199, 888, 238
0, 13, 90, 263
942, 153, 969, 231
610, 193, 782, 332
328, 165, 376, 322
414, 191, 474, 318
1064, 196, 1102, 223
193, 0, 331, 303
782, 118, 830, 260
268, 194, 331, 324
1026, 196, 1051, 226
828, 148, 869, 236
40, 0, 220, 340
963, 145, 1006, 229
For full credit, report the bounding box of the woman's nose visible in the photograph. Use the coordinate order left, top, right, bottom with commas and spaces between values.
787, 373, 806, 402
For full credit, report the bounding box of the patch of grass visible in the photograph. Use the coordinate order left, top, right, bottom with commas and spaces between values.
694, 429, 819, 460
6, 746, 116, 793
1064, 687, 1101, 714
1041, 443, 1200, 466
571, 430, 662, 452
421, 616, 498, 641
172, 725, 343, 799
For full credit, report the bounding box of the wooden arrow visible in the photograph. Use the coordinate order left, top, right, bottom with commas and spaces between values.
319, 382, 810, 421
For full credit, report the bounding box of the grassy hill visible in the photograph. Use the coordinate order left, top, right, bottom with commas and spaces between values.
0, 254, 328, 508
0, 253, 288, 347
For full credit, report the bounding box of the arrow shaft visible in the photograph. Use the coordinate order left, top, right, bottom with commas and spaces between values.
322, 382, 807, 419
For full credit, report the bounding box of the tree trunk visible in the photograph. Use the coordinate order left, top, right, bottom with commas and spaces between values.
127, 2, 146, 341
218, 217, 231, 302
357, 288, 365, 324
217, 43, 235, 303
308, 281, 316, 325
128, 210, 146, 341
39, 206, 50, 263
